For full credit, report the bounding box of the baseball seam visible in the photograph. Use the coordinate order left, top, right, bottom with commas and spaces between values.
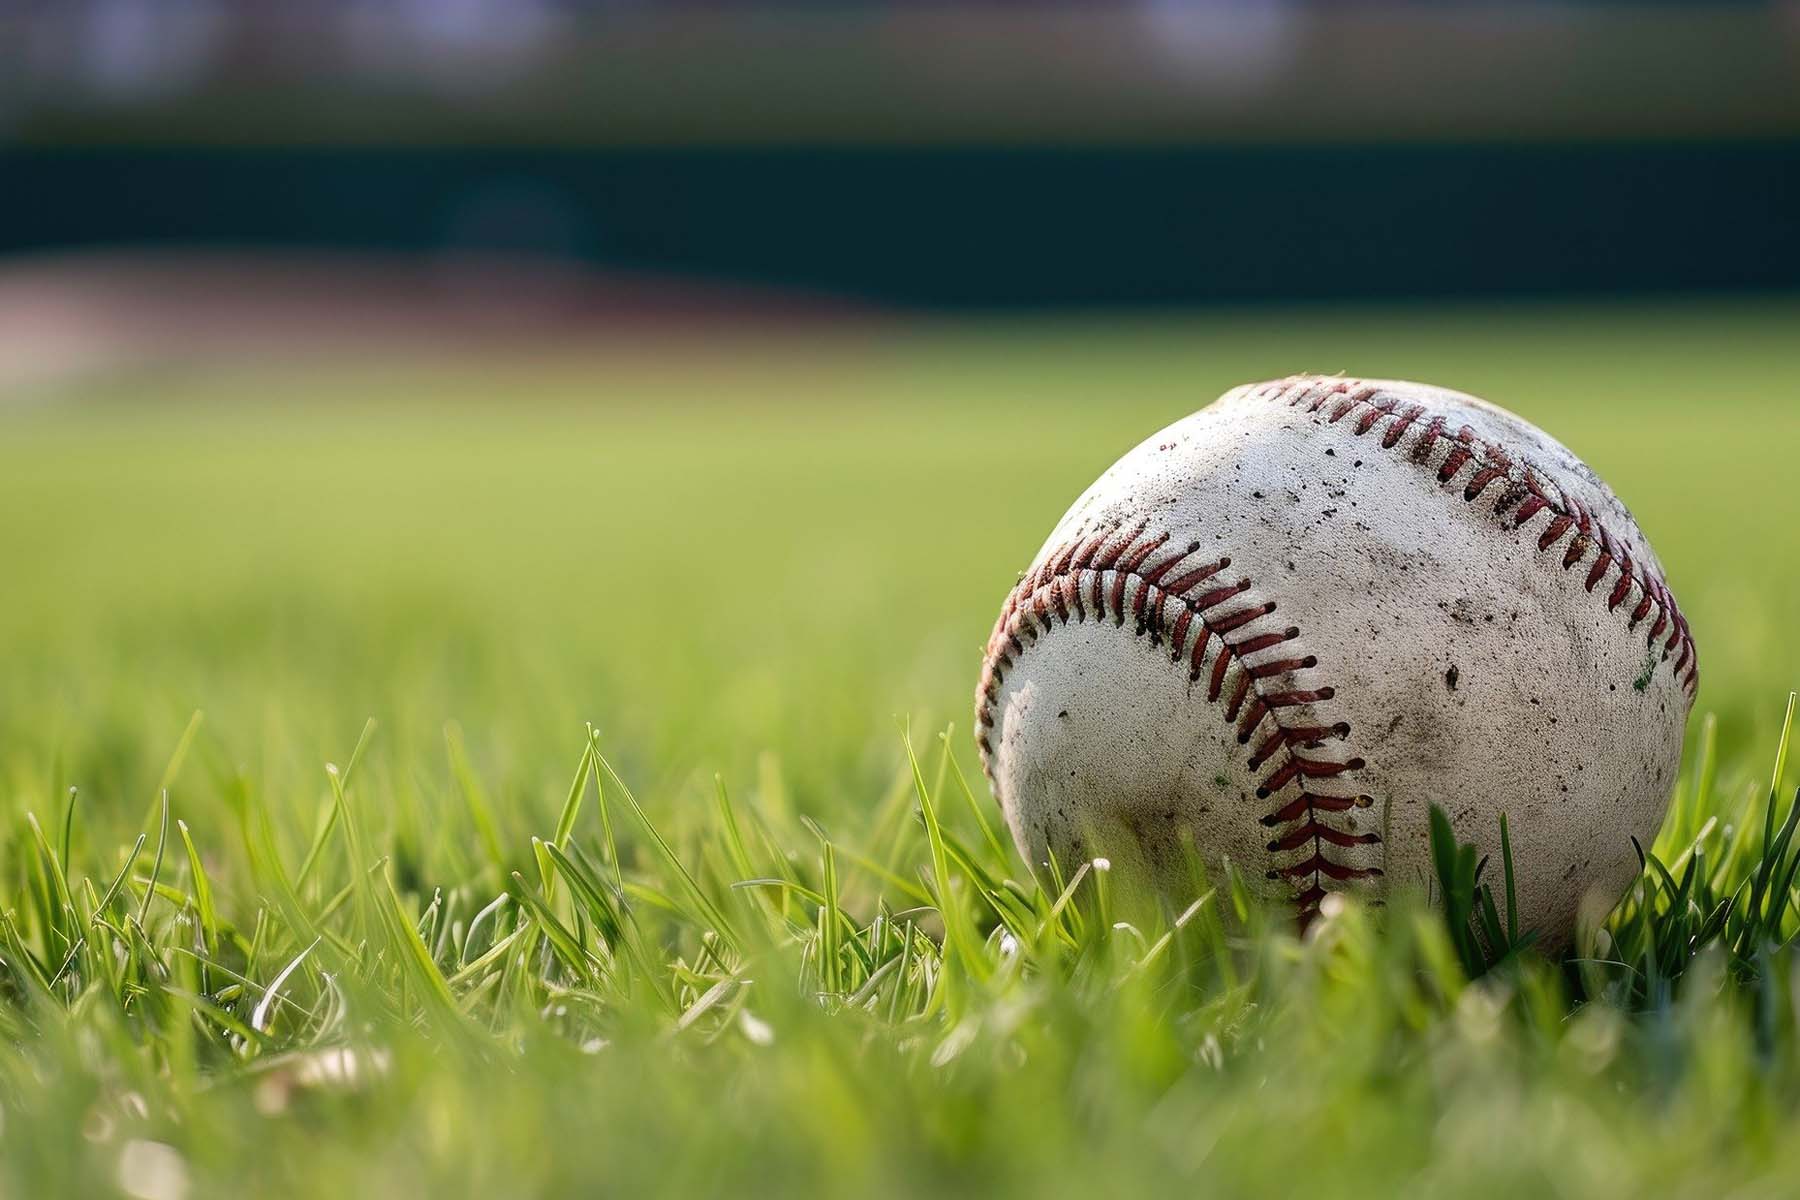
975, 521, 1380, 927
1259, 375, 1699, 693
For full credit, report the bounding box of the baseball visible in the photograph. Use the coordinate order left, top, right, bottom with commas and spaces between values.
976, 376, 1697, 943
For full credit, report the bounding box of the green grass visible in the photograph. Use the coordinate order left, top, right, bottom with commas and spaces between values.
2, 299, 1799, 1199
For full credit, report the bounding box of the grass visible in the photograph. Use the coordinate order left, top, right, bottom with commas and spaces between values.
1, 298, 1799, 1199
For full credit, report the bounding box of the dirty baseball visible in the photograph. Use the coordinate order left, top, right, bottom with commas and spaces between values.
977, 376, 1697, 942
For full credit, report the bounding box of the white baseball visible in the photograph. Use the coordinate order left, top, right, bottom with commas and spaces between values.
976, 376, 1696, 943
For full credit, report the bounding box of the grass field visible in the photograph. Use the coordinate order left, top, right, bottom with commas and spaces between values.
2, 299, 1799, 1199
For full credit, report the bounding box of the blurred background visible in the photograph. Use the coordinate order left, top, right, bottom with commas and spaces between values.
3, 0, 1798, 338
0, 1, 1797, 837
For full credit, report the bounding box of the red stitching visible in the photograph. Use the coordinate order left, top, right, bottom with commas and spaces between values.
1381, 404, 1423, 449
975, 526, 1379, 930
1272, 377, 1698, 693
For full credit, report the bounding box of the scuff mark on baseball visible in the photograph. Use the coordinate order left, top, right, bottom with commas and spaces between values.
975, 376, 1696, 945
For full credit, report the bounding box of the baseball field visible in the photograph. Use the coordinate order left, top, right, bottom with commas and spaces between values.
3, 298, 1799, 1198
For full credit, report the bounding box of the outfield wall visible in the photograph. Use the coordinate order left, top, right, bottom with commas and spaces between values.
2, 142, 1795, 308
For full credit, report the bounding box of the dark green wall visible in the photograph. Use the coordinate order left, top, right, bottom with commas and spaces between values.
4, 143, 1795, 307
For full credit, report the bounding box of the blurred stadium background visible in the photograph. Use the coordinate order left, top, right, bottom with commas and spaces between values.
0, 0, 1796, 361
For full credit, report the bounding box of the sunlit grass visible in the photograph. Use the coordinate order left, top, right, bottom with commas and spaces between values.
2, 300, 1799, 1198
